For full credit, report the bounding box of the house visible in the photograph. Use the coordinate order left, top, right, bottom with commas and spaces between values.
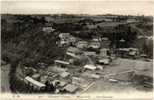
60, 39, 70, 46
63, 84, 78, 93
129, 48, 139, 52
54, 60, 70, 68
117, 48, 139, 58
92, 36, 102, 42
117, 48, 130, 57
90, 74, 100, 79
98, 58, 110, 65
96, 65, 104, 70
24, 76, 46, 90
59, 35, 77, 46
101, 37, 109, 41
76, 41, 88, 49
59, 33, 70, 39
100, 48, 110, 57
66, 52, 81, 59
84, 64, 97, 70
119, 38, 125, 42
84, 51, 96, 56
126, 18, 137, 23
88, 41, 101, 49
101, 37, 111, 48
92, 38, 99, 42
54, 60, 70, 65
128, 51, 137, 57
42, 26, 55, 33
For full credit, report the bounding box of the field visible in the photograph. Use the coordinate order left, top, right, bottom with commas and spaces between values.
85, 58, 153, 93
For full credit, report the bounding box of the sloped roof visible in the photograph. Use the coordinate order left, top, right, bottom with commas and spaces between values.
25, 76, 46, 87
84, 65, 96, 70
63, 84, 78, 93
54, 60, 70, 65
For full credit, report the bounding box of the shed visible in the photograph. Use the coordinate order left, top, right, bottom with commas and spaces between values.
25, 76, 46, 88
66, 52, 80, 59
54, 60, 70, 65
84, 64, 97, 70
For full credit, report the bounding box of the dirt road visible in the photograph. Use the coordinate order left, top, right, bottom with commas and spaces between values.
1, 64, 11, 93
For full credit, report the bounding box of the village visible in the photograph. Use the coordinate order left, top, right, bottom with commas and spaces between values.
1, 14, 153, 94
13, 31, 152, 94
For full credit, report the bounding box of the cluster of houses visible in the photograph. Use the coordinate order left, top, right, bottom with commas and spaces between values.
17, 33, 114, 93
16, 31, 152, 93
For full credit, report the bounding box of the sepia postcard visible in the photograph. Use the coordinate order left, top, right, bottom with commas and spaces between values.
0, 0, 153, 100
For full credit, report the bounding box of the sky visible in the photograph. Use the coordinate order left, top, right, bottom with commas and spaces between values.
1, 0, 154, 16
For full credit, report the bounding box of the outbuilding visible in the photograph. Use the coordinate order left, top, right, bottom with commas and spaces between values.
84, 64, 97, 70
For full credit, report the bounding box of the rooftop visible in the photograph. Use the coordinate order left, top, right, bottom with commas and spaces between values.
84, 64, 97, 70
63, 84, 78, 93
54, 60, 70, 65
25, 76, 46, 87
